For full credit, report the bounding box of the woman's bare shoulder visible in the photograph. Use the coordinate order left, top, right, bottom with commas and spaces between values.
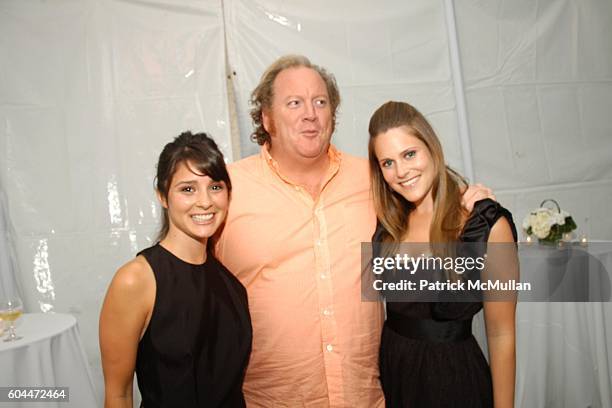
109, 255, 155, 296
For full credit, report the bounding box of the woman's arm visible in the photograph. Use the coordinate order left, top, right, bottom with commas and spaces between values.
483, 217, 517, 408
99, 257, 155, 408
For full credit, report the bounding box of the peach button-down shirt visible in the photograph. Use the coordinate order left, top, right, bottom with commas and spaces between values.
216, 145, 384, 407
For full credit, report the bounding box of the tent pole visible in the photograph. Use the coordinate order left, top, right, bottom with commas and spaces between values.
443, 0, 475, 182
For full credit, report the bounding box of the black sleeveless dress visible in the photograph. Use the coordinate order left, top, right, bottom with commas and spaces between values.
135, 244, 252, 407
374, 199, 517, 408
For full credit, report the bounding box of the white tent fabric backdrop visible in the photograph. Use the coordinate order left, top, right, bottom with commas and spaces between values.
0, 0, 231, 403
0, 188, 20, 300
1, 0, 611, 406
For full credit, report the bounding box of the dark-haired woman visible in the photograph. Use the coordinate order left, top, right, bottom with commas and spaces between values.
100, 132, 252, 407
368, 102, 517, 408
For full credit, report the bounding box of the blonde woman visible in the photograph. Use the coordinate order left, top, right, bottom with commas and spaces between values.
369, 102, 516, 408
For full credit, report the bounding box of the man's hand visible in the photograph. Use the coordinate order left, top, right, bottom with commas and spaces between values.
461, 183, 496, 212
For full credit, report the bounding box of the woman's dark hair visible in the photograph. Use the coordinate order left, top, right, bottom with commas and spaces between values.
155, 131, 231, 242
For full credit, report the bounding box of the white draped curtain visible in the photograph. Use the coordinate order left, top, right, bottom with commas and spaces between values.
0, 187, 21, 300
1, 0, 611, 406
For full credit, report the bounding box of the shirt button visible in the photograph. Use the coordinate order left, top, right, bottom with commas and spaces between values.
323, 308, 332, 316
326, 344, 333, 352
320, 273, 327, 280
316, 239, 322, 246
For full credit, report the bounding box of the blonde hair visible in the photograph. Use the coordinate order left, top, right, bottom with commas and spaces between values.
249, 54, 341, 146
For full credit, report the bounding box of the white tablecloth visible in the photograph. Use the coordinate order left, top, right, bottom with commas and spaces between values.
474, 242, 612, 408
0, 313, 99, 407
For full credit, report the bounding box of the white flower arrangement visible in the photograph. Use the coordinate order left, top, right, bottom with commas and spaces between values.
522, 199, 577, 244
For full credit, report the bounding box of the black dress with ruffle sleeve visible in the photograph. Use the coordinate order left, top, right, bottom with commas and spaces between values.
374, 199, 517, 408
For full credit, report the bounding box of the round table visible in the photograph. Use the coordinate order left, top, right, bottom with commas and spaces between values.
472, 241, 612, 407
0, 313, 99, 407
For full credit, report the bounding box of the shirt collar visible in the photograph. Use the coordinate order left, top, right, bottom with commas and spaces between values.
261, 143, 342, 187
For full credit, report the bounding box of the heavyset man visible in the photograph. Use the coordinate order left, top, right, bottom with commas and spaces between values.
217, 55, 490, 407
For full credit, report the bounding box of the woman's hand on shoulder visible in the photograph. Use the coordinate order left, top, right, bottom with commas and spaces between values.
99, 256, 155, 408
461, 183, 496, 212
